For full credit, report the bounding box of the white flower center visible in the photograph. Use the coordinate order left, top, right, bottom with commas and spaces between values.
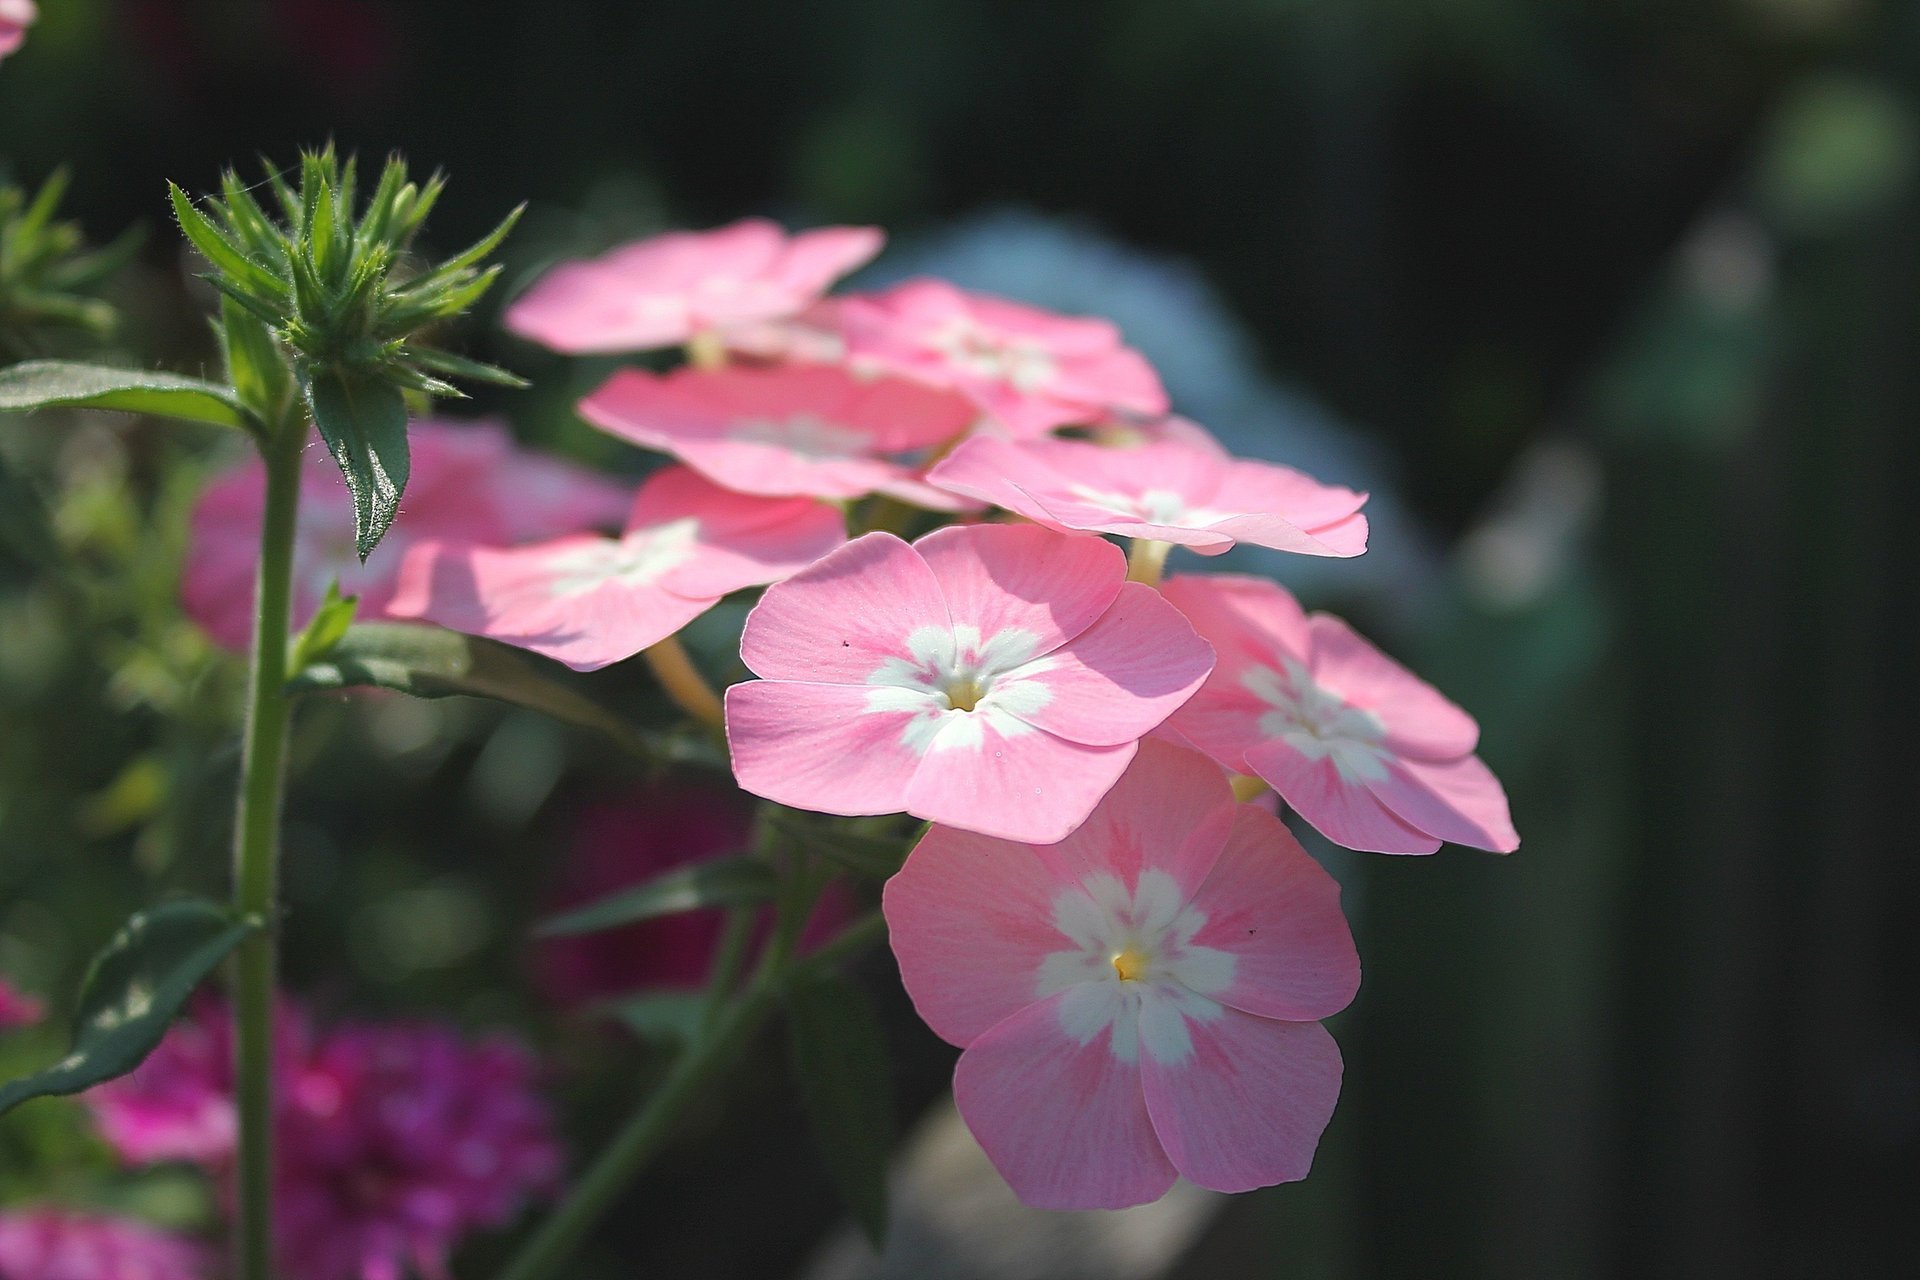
1036, 869, 1235, 1065
726, 413, 870, 461
1067, 483, 1226, 527
544, 518, 699, 596
1244, 658, 1391, 782
863, 624, 1055, 755
928, 317, 1057, 392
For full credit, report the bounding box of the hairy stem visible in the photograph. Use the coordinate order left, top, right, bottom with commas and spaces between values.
231, 423, 304, 1280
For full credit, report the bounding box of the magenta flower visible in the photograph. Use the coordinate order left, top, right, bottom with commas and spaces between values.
87, 1000, 563, 1280
0, 1208, 208, 1280
503, 219, 882, 355
1164, 575, 1519, 855
927, 429, 1370, 557
0, 978, 41, 1030
184, 419, 629, 651
387, 465, 845, 671
578, 362, 977, 508
726, 524, 1213, 843
0, 1, 34, 63
884, 739, 1360, 1209
838, 278, 1168, 437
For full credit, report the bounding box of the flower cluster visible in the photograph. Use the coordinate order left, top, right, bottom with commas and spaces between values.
0, 1208, 207, 1280
85, 999, 562, 1280
326, 217, 1517, 1209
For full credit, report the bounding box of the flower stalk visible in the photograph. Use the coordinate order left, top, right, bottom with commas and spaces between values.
1125, 537, 1172, 587
642, 635, 726, 733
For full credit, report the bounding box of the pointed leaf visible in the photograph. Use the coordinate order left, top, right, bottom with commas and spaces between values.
534, 855, 772, 938
0, 901, 259, 1118
304, 369, 409, 560
767, 814, 912, 880
600, 992, 710, 1046
218, 299, 295, 421
288, 582, 358, 671
168, 184, 286, 302
0, 360, 256, 432
787, 974, 895, 1247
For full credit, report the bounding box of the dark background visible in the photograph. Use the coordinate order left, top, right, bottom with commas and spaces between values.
2, 1, 1916, 1276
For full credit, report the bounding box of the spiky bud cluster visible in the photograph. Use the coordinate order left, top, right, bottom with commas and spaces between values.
0, 168, 137, 359
171, 147, 524, 556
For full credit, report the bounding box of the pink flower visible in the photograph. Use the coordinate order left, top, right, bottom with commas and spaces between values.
87, 1000, 563, 1280
503, 219, 883, 355
837, 278, 1168, 437
85, 1003, 239, 1165
387, 465, 845, 671
184, 419, 629, 651
0, 978, 42, 1030
927, 429, 1369, 557
578, 362, 977, 508
883, 739, 1360, 1209
0, 1, 34, 63
1164, 575, 1519, 855
0, 1208, 208, 1280
726, 524, 1214, 843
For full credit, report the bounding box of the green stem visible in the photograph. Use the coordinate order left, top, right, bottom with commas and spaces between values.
231, 423, 304, 1280
700, 906, 756, 1032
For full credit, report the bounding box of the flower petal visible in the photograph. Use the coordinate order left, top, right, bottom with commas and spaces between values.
913, 523, 1123, 655
1307, 614, 1479, 759
1366, 752, 1519, 853
903, 718, 1136, 844
725, 680, 925, 816
738, 532, 949, 683
1140, 1009, 1343, 1193
1244, 739, 1441, 855
1186, 806, 1360, 1021
953, 994, 1177, 1211
1008, 582, 1213, 747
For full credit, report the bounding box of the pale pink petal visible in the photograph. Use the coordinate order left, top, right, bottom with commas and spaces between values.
768, 225, 886, 297
1040, 737, 1238, 901
0, 0, 34, 61
1307, 614, 1478, 758
913, 524, 1122, 654
1163, 574, 1313, 669
1140, 1010, 1343, 1193
1186, 806, 1360, 1021
883, 825, 1090, 1045
1366, 752, 1520, 853
903, 721, 1136, 844
738, 533, 949, 682
1245, 739, 1441, 855
1009, 583, 1213, 746
953, 995, 1177, 1211
726, 680, 924, 816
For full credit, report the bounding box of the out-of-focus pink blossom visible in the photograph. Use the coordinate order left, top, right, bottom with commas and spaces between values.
884, 740, 1360, 1209
726, 524, 1214, 843
838, 278, 1168, 437
0, 978, 42, 1030
86, 1000, 563, 1280
504, 219, 882, 355
0, 1208, 208, 1280
0, 1, 35, 63
387, 465, 846, 671
928, 429, 1368, 558
578, 363, 977, 508
1164, 575, 1519, 855
184, 419, 630, 651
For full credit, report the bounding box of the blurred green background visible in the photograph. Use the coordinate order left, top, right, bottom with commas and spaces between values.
2, 1, 1916, 1276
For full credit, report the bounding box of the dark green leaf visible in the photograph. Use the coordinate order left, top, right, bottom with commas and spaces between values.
304, 369, 409, 560
168, 183, 286, 302
535, 855, 772, 938
286, 622, 722, 767
218, 299, 295, 422
768, 814, 913, 880
0, 901, 259, 1118
601, 992, 709, 1046
787, 974, 895, 1247
0, 360, 256, 432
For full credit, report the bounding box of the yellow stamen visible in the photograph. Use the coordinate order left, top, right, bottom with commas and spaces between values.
1110, 947, 1150, 982
945, 677, 985, 712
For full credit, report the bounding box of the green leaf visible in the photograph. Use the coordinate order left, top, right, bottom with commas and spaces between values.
168, 183, 287, 303
0, 901, 259, 1119
535, 855, 772, 938
288, 582, 358, 671
787, 974, 895, 1247
600, 991, 709, 1046
767, 814, 913, 880
286, 622, 722, 767
0, 360, 256, 432
218, 298, 295, 422
304, 368, 409, 560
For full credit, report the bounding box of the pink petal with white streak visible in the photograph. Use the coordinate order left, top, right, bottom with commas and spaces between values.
903, 721, 1137, 845
739, 533, 950, 683
913, 523, 1122, 655
1306, 614, 1479, 759
1011, 583, 1213, 747
725, 681, 925, 817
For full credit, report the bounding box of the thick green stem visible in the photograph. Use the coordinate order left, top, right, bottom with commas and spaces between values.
231, 424, 303, 1280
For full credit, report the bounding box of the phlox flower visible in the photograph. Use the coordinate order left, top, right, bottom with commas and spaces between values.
577, 362, 977, 509
503, 218, 882, 355
883, 739, 1360, 1209
927, 428, 1370, 557
837, 278, 1168, 437
387, 465, 845, 671
86, 1000, 563, 1280
0, 1, 33, 63
1164, 575, 1518, 855
726, 524, 1213, 843
185, 419, 629, 651
0, 978, 41, 1030
0, 1208, 208, 1280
